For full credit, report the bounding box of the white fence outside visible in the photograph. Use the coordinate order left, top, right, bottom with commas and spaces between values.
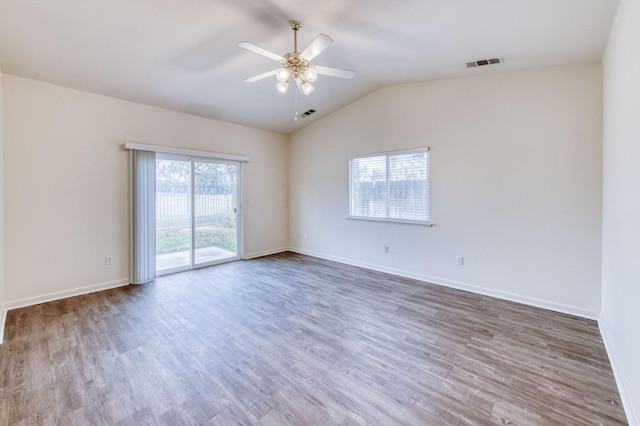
156, 192, 233, 228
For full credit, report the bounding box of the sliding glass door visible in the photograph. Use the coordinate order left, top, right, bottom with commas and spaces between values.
194, 161, 238, 265
156, 155, 240, 274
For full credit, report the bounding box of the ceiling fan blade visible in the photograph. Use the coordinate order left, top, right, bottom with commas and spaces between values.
239, 42, 284, 61
245, 69, 278, 83
299, 34, 333, 61
315, 65, 355, 79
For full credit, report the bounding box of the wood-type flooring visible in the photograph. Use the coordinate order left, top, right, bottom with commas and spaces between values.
0, 252, 628, 425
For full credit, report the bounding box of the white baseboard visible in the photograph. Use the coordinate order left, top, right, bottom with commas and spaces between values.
0, 305, 7, 344
288, 247, 599, 320
243, 247, 289, 260
599, 315, 639, 426
3, 278, 130, 312
0, 278, 130, 344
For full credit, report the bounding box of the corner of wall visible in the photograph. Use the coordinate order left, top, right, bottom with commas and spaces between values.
0, 66, 5, 344
599, 314, 640, 426
284, 133, 292, 248
601, 0, 640, 423
0, 307, 6, 344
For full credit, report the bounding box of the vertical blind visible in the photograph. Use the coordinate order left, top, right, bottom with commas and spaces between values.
349, 148, 430, 224
130, 149, 156, 284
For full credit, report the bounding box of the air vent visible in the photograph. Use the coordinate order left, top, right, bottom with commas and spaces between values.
466, 57, 503, 68
301, 109, 316, 117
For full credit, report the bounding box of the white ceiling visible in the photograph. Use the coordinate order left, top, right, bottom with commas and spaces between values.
0, 0, 618, 135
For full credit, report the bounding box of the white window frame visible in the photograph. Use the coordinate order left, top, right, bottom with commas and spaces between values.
348, 147, 430, 226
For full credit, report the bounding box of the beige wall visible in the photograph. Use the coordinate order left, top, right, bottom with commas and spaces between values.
289, 64, 603, 318
602, 0, 640, 423
0, 68, 5, 340
3, 75, 288, 306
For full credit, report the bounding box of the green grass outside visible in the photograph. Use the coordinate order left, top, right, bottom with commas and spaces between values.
156, 224, 236, 254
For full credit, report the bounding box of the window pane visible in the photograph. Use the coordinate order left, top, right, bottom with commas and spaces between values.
351, 156, 387, 218
194, 162, 238, 264
388, 152, 428, 221
156, 158, 191, 271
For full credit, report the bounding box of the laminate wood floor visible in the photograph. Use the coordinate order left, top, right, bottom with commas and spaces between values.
0, 252, 627, 425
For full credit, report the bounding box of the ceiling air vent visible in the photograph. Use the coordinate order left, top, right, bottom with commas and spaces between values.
301, 109, 316, 117
466, 57, 503, 68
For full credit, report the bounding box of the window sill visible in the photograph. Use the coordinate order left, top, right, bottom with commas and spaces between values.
347, 216, 433, 226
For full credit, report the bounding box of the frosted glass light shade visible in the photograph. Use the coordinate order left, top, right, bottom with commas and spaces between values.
301, 81, 314, 95
303, 67, 317, 83
276, 68, 290, 82
276, 80, 289, 94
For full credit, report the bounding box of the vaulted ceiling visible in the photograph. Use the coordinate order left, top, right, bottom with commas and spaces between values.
0, 0, 618, 134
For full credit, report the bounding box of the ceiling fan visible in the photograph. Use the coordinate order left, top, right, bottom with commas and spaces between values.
239, 20, 355, 96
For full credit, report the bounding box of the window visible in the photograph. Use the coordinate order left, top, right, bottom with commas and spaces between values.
349, 148, 430, 225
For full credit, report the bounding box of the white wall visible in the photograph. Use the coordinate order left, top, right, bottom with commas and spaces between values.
601, 0, 640, 423
3, 75, 288, 306
289, 64, 603, 318
0, 68, 5, 342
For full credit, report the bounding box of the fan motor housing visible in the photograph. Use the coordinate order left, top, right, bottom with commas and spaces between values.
283, 52, 309, 78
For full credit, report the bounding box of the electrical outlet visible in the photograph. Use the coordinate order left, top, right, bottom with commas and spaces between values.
456, 256, 464, 266
302, 233, 308, 240
105, 256, 113, 266
384, 245, 390, 253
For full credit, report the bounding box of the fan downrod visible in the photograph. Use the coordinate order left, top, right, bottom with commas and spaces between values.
289, 20, 301, 52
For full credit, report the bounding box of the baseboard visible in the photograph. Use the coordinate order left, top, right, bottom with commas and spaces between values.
0, 305, 7, 344
3, 278, 130, 312
599, 315, 639, 426
243, 247, 289, 260
288, 247, 599, 320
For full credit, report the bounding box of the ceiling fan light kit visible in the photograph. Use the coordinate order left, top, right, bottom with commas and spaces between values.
301, 80, 314, 95
276, 80, 289, 94
240, 20, 354, 96
276, 68, 290, 82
